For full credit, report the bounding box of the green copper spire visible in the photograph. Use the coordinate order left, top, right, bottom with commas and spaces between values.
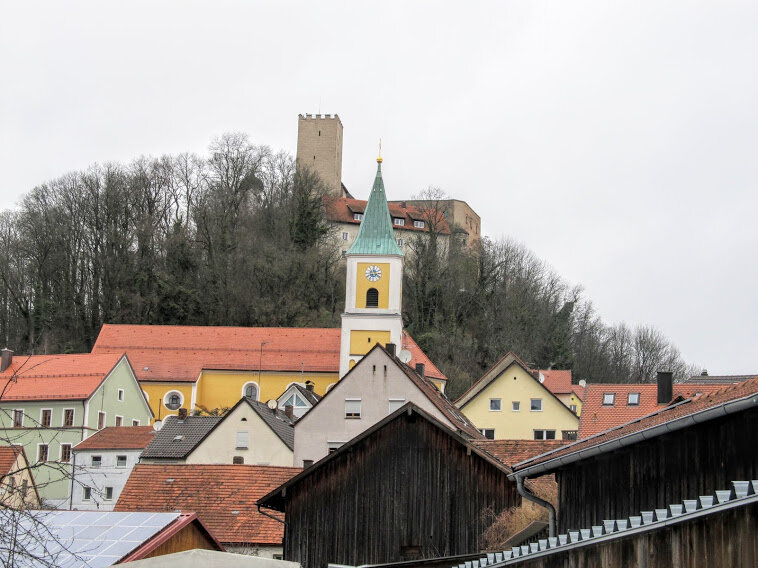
346, 158, 404, 256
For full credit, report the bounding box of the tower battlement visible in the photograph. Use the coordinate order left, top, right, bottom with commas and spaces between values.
299, 113, 342, 123
296, 113, 344, 196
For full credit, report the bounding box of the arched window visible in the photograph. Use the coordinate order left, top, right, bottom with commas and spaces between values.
243, 382, 259, 400
164, 391, 183, 411
366, 288, 379, 308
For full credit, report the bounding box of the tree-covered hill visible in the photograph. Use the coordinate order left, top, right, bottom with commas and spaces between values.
0, 133, 698, 398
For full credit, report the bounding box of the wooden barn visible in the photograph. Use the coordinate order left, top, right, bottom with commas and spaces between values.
510, 375, 758, 533
258, 403, 521, 568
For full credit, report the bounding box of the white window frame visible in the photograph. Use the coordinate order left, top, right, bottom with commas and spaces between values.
512, 401, 520, 412
413, 220, 425, 229
241, 382, 260, 401
13, 409, 24, 428
236, 431, 250, 449
480, 428, 495, 439
345, 398, 362, 419
342, 232, 349, 240
394, 218, 405, 226
534, 429, 557, 440
116, 455, 127, 468
117, 389, 124, 401
132, 419, 140, 426
115, 415, 123, 427
353, 213, 363, 221
62, 408, 75, 427
489, 398, 502, 412
388, 399, 406, 414
397, 238, 403, 246
60, 444, 72, 463
603, 393, 616, 406
327, 441, 345, 453
91, 455, 102, 469
163, 391, 184, 411
39, 408, 53, 428
530, 398, 543, 412
570, 404, 578, 413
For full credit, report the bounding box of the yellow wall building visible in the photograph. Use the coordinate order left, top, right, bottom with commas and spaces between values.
456, 353, 579, 441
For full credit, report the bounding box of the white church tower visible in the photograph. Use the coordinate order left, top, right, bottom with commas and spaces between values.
339, 155, 404, 377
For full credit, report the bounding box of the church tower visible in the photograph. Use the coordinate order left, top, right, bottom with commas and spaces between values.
339, 156, 404, 377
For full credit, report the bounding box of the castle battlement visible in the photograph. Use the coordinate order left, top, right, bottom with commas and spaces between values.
299, 113, 342, 123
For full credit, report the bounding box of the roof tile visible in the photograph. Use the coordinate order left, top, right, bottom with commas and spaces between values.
74, 426, 156, 451
141, 416, 222, 459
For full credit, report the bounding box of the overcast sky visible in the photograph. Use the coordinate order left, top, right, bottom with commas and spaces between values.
1, 1, 756, 374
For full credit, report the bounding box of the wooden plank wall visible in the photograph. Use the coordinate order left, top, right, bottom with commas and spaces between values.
555, 407, 758, 532
283, 413, 520, 568
510, 501, 758, 568
140, 520, 221, 559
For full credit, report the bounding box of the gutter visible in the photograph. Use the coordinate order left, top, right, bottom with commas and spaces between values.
257, 504, 285, 525
516, 477, 555, 538
509, 393, 758, 480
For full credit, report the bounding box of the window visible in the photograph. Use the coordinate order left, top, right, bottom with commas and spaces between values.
13, 410, 23, 428
365, 288, 379, 308
164, 391, 183, 410
534, 430, 556, 440
132, 419, 140, 426
512, 401, 520, 412
21, 479, 27, 498
40, 409, 52, 427
83, 487, 91, 501
530, 399, 543, 412
117, 389, 124, 401
489, 399, 502, 411
104, 487, 114, 501
232, 456, 244, 464
97, 411, 106, 429
342, 250, 347, 258
236, 431, 249, 449
388, 399, 405, 413
91, 456, 102, 468
38, 444, 48, 462
327, 441, 344, 453
302, 460, 314, 468
570, 404, 578, 413
342, 232, 349, 240
115, 416, 123, 427
60, 444, 72, 463
627, 392, 640, 406
242, 383, 259, 401
116, 455, 127, 468
480, 429, 495, 440
353, 213, 363, 221
394, 218, 405, 226
63, 409, 74, 427
281, 393, 309, 409
602, 393, 616, 406
397, 238, 403, 246
345, 399, 361, 419
413, 220, 425, 229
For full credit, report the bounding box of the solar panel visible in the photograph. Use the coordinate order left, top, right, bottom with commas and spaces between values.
1, 510, 181, 567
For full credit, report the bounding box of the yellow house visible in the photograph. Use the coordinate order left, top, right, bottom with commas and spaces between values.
455, 353, 579, 441
537, 369, 586, 417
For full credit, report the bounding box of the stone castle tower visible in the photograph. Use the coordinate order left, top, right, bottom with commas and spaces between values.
296, 114, 344, 197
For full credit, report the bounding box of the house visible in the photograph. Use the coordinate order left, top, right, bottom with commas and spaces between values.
0, 510, 222, 567
259, 403, 520, 568
139, 414, 222, 463
510, 375, 758, 533
0, 352, 153, 506
293, 343, 482, 467
70, 426, 156, 511
116, 463, 300, 558
578, 372, 726, 438
455, 352, 580, 441
536, 370, 585, 416
0, 445, 40, 508
277, 381, 320, 419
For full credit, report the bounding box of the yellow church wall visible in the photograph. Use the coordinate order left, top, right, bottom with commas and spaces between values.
140, 383, 194, 422
195, 370, 338, 412
460, 364, 579, 440
355, 262, 390, 308
349, 330, 391, 356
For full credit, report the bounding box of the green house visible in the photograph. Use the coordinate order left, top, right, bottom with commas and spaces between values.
0, 350, 153, 507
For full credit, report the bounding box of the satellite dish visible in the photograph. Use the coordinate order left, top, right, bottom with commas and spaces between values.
398, 350, 412, 363
266, 399, 278, 410
153, 420, 163, 431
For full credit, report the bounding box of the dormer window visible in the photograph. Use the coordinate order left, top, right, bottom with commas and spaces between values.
353, 213, 363, 221
394, 218, 405, 226
602, 393, 616, 406
413, 220, 425, 229
366, 288, 379, 308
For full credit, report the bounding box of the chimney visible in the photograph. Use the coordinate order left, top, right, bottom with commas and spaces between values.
284, 405, 294, 421
305, 380, 315, 392
386, 343, 396, 358
415, 363, 425, 377
657, 371, 673, 404
177, 408, 188, 421
1, 349, 12, 372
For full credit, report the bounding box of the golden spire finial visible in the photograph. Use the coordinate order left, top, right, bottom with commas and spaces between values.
377, 138, 383, 164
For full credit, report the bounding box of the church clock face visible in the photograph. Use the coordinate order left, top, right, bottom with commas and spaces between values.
365, 265, 382, 282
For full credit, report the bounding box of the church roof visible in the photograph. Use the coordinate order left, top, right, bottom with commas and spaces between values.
346, 161, 403, 256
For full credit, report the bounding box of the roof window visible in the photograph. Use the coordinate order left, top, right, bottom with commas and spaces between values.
602, 393, 616, 406
627, 392, 640, 406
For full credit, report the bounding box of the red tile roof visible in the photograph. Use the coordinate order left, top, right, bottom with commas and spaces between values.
92, 324, 447, 383
0, 445, 23, 476
515, 376, 758, 473
578, 382, 727, 438
473, 440, 569, 467
115, 464, 301, 545
73, 426, 156, 451
0, 353, 124, 401
324, 197, 451, 234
